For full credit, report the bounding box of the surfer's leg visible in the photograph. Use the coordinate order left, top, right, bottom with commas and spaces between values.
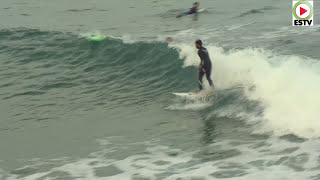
198, 71, 204, 90
205, 69, 213, 88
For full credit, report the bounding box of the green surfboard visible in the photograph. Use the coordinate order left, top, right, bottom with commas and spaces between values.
87, 35, 106, 41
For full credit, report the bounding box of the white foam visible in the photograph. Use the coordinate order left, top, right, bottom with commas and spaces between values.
117, 34, 138, 44
5, 138, 320, 180
174, 43, 320, 139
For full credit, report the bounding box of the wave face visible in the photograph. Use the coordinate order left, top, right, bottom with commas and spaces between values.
1, 28, 320, 138
0, 28, 191, 115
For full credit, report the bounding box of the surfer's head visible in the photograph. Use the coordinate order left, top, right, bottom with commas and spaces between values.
166, 37, 173, 43
193, 2, 199, 8
195, 39, 202, 49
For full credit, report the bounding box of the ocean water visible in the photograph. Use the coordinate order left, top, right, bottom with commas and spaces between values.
1, 0, 320, 179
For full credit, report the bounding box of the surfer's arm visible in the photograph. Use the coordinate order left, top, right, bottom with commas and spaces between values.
198, 50, 206, 72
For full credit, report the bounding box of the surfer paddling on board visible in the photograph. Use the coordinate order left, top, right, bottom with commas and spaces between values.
176, 2, 199, 18
196, 40, 214, 91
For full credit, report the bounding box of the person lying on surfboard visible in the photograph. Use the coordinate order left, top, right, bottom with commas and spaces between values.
176, 2, 199, 18
195, 40, 214, 91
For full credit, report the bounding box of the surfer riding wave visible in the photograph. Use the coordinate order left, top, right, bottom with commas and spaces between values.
195, 40, 214, 91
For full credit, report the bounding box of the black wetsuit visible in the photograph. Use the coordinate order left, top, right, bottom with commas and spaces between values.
183, 7, 197, 16
198, 46, 213, 90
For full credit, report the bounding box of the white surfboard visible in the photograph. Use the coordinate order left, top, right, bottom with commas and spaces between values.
173, 92, 197, 97
198, 8, 205, 13
173, 90, 213, 98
